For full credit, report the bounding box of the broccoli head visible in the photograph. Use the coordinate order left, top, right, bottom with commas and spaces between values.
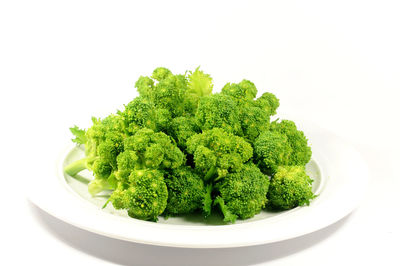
110, 169, 168, 221
254, 92, 280, 116
65, 114, 126, 195
121, 128, 185, 171
120, 96, 171, 133
254, 131, 292, 175
267, 166, 315, 210
168, 116, 200, 149
214, 163, 270, 223
164, 166, 205, 215
270, 120, 312, 166
134, 67, 188, 117
186, 128, 253, 181
221, 79, 258, 101
195, 94, 242, 135
221, 80, 279, 142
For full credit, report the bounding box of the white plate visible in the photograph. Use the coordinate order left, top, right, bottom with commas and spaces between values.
28, 121, 368, 248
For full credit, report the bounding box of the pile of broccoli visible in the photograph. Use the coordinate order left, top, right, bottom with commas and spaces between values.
64, 67, 316, 223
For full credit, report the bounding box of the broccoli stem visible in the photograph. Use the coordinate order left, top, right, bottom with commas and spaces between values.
204, 165, 217, 182
88, 178, 113, 196
202, 184, 213, 217
214, 196, 237, 223
64, 157, 92, 176
102, 197, 111, 209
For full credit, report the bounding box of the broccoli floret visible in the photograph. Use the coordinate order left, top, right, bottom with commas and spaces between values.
270, 120, 312, 166
238, 104, 270, 142
221, 79, 258, 101
110, 169, 168, 221
254, 131, 292, 175
214, 163, 270, 223
221, 80, 279, 142
186, 128, 253, 181
65, 114, 126, 195
168, 116, 200, 149
267, 166, 315, 210
164, 166, 205, 215
118, 128, 185, 172
120, 96, 171, 133
195, 94, 242, 135
255, 92, 280, 116
135, 67, 187, 117
134, 67, 214, 118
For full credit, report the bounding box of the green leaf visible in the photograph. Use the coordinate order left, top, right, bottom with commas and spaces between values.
187, 66, 213, 97
70, 125, 86, 145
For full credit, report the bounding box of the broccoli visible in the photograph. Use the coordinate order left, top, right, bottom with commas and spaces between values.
64, 114, 126, 195
195, 93, 242, 135
254, 131, 292, 175
221, 79, 258, 101
186, 128, 253, 181
115, 128, 185, 182
214, 163, 270, 223
253, 120, 312, 175
164, 166, 205, 215
270, 119, 312, 166
110, 169, 168, 221
120, 96, 171, 133
221, 80, 279, 143
135, 67, 213, 118
267, 166, 315, 210
64, 66, 316, 223
168, 116, 200, 149
255, 92, 280, 116
135, 67, 187, 117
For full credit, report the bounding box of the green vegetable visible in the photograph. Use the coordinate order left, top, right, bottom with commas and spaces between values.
64, 67, 315, 223
214, 163, 270, 222
110, 169, 168, 221
267, 166, 316, 210
186, 128, 253, 181
270, 120, 312, 166
164, 166, 206, 215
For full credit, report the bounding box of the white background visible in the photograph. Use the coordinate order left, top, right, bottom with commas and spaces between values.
1, 1, 399, 265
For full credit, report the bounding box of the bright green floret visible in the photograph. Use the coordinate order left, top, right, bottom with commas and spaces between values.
120, 96, 171, 133
168, 116, 200, 149
267, 166, 315, 210
164, 166, 205, 215
135, 67, 214, 118
255, 92, 280, 116
116, 128, 184, 178
195, 93, 242, 135
221, 80, 279, 142
270, 120, 312, 166
110, 169, 168, 221
65, 114, 126, 195
214, 163, 270, 223
221, 79, 258, 101
254, 131, 292, 175
186, 128, 253, 181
